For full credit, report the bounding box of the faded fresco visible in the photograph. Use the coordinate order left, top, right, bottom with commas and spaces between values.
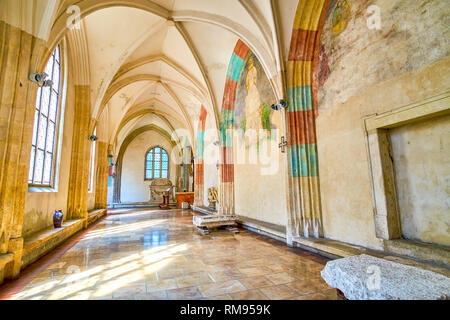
331, 0, 352, 36
234, 53, 276, 149
316, 0, 450, 111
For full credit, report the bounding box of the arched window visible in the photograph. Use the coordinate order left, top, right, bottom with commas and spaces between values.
28, 45, 62, 186
145, 147, 169, 180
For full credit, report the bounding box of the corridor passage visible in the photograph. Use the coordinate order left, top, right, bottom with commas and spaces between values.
0, 209, 338, 300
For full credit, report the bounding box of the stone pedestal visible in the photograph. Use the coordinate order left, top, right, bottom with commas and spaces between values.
193, 215, 238, 234
321, 254, 450, 300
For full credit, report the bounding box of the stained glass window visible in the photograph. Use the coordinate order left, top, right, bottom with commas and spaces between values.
28, 45, 62, 186
145, 147, 169, 180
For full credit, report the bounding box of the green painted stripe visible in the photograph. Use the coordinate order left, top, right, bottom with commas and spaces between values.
287, 86, 313, 112
290, 144, 318, 177
196, 130, 205, 158
226, 53, 247, 82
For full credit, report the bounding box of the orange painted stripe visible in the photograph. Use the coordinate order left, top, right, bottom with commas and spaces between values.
221, 78, 238, 110
288, 110, 317, 145
234, 39, 251, 60
221, 164, 234, 183
195, 163, 204, 185
288, 29, 318, 62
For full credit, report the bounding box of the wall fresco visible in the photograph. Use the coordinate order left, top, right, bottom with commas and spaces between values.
317, 0, 450, 111
234, 53, 276, 149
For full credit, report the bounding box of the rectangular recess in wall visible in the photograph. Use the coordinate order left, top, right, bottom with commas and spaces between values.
364, 91, 450, 241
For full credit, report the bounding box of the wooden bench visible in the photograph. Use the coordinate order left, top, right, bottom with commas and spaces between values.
321, 254, 450, 300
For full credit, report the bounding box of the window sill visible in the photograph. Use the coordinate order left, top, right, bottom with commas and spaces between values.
28, 186, 58, 193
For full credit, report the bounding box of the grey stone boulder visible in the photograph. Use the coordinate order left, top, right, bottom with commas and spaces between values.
321, 254, 450, 300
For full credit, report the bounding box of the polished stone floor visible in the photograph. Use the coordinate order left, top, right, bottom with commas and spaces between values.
1, 209, 338, 300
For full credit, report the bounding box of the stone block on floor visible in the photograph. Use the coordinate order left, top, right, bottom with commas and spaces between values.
321, 254, 450, 300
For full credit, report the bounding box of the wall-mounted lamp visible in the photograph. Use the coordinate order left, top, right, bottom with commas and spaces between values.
271, 99, 287, 111
29, 72, 53, 87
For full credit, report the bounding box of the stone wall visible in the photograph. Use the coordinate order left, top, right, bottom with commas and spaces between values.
22, 76, 75, 237
390, 114, 450, 246
233, 52, 287, 227
120, 130, 176, 203
315, 0, 450, 249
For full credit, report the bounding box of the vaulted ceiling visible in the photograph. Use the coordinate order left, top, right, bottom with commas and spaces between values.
0, 0, 301, 155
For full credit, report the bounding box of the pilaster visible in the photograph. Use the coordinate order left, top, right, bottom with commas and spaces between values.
66, 86, 91, 222
0, 21, 47, 280
95, 141, 109, 209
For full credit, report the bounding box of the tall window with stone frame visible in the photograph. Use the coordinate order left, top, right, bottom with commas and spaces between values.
28, 45, 62, 186
145, 146, 169, 180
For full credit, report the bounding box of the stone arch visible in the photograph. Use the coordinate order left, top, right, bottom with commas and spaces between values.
218, 39, 251, 215
285, 0, 330, 240
113, 124, 177, 203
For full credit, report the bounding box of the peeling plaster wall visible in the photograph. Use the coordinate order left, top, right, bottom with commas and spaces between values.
390, 115, 450, 246
317, 0, 450, 110
23, 80, 75, 237
316, 0, 450, 249
120, 131, 176, 203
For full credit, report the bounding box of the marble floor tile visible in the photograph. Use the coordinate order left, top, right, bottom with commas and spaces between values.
198, 280, 247, 297
1, 208, 333, 300
230, 289, 269, 300
146, 279, 178, 292
285, 280, 321, 295
176, 272, 213, 288
265, 272, 299, 285
167, 286, 203, 300
239, 276, 275, 289
238, 266, 272, 277
259, 285, 298, 300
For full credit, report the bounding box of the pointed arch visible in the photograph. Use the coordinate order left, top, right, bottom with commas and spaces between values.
285, 0, 330, 240
113, 124, 177, 203
218, 40, 251, 215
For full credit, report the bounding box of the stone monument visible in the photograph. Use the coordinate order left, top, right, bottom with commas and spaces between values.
149, 178, 174, 203
207, 187, 218, 210
321, 254, 450, 300
193, 187, 238, 234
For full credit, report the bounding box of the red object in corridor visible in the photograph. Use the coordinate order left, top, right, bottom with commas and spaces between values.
176, 192, 194, 209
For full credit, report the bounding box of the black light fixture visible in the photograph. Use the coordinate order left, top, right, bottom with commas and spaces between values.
29, 72, 53, 87
271, 99, 287, 111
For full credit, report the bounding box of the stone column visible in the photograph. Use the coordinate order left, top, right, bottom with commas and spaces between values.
0, 21, 46, 279
285, 0, 330, 240
218, 143, 234, 215
94, 141, 109, 209
194, 106, 207, 207
66, 86, 91, 224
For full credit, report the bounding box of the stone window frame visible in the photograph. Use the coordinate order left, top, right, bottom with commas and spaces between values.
28, 42, 68, 193
364, 91, 450, 240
